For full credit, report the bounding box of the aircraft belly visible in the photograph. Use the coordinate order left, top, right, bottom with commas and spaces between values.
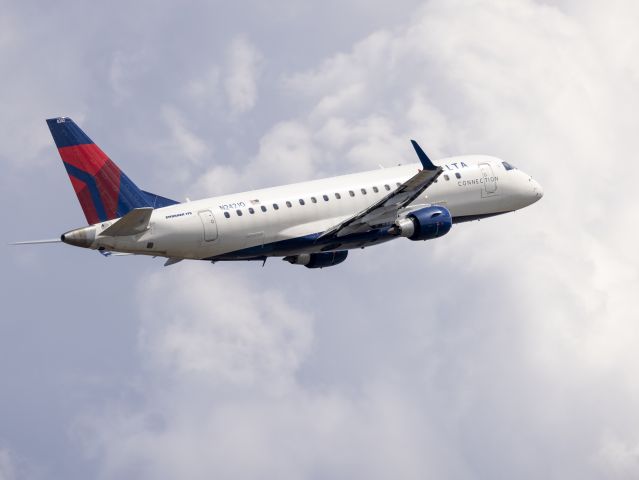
208, 227, 395, 261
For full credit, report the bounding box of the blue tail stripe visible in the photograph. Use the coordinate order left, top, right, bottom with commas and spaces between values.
63, 162, 108, 222
46, 118, 94, 149
116, 171, 152, 217
141, 191, 179, 208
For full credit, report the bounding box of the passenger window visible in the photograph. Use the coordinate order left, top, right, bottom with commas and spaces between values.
349, 190, 355, 197
373, 186, 379, 193
261, 205, 267, 212
361, 188, 367, 195
311, 197, 317, 203
224, 211, 230, 218
323, 194, 329, 201
286, 201, 292, 208
299, 199, 305, 206
455, 172, 461, 179
335, 193, 341, 199
273, 203, 279, 210
384, 184, 390, 191
249, 207, 255, 214
444, 175, 450, 181
236, 209, 243, 216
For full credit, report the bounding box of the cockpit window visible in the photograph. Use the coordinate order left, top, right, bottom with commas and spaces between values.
502, 161, 516, 171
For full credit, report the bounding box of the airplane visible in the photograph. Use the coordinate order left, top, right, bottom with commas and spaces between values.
13, 117, 543, 268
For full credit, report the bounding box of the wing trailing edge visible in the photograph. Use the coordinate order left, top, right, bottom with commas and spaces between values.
317, 140, 443, 240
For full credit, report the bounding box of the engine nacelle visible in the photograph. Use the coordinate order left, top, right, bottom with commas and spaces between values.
395, 206, 452, 241
284, 250, 348, 269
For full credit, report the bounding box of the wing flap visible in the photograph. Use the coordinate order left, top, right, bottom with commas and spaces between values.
317, 141, 442, 240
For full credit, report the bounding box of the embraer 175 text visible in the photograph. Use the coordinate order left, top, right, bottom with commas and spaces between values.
15, 118, 543, 268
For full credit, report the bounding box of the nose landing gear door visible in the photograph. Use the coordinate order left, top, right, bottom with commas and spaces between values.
479, 163, 498, 197
198, 210, 218, 242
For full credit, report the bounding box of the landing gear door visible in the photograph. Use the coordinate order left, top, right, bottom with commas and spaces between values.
479, 163, 498, 197
198, 210, 218, 242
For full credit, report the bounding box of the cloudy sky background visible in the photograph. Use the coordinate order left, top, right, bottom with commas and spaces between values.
1, 0, 639, 478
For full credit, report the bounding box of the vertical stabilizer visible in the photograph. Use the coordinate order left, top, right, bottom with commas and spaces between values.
46, 117, 153, 224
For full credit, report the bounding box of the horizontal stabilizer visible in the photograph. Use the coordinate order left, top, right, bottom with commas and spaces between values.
101, 207, 153, 237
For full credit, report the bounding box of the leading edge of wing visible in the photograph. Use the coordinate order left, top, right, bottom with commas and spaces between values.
317, 141, 443, 241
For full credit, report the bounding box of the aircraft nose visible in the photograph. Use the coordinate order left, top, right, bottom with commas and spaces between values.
526, 177, 543, 203
532, 178, 544, 199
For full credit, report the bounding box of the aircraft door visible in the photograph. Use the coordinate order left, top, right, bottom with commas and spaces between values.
479, 163, 498, 196
198, 210, 218, 241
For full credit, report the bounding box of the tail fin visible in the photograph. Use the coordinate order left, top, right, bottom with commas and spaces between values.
46, 117, 178, 225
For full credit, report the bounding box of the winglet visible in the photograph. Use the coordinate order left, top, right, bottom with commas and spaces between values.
410, 140, 437, 171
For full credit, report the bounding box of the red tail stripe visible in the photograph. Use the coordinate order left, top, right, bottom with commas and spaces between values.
94, 161, 122, 220
58, 144, 110, 175
69, 176, 100, 225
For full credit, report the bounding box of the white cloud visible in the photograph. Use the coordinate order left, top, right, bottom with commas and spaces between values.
184, 66, 222, 108
597, 434, 639, 479
109, 50, 149, 103
4, 0, 639, 478
0, 15, 17, 51
0, 450, 15, 480
193, 121, 319, 196
160, 106, 210, 168
137, 265, 313, 390
225, 36, 263, 115
81, 263, 470, 478
250, 121, 319, 183
81, 1, 639, 478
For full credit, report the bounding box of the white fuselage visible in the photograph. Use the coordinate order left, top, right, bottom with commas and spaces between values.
89, 155, 543, 261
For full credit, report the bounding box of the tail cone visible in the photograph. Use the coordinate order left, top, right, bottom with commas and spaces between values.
61, 226, 96, 248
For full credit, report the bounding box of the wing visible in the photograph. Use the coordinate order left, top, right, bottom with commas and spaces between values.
317, 140, 443, 240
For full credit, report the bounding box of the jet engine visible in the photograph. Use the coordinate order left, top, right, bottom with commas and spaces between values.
284, 250, 348, 269
394, 205, 452, 241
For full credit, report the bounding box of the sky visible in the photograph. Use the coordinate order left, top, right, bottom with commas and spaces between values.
1, 0, 639, 478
